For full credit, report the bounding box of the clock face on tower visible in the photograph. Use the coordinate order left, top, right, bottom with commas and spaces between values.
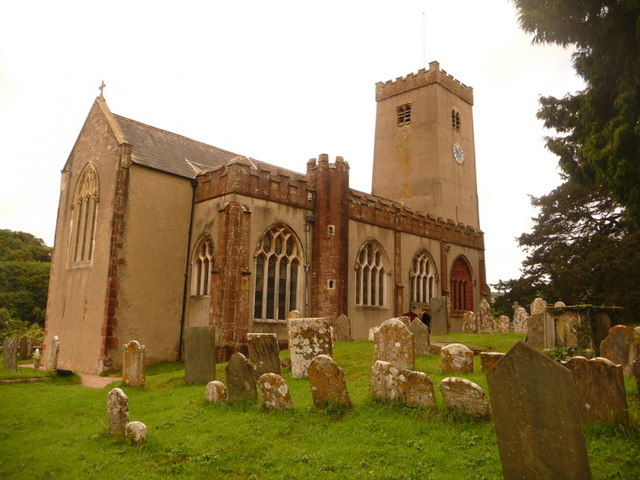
452, 143, 464, 164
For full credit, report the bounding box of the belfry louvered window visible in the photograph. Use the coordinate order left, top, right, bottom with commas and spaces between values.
397, 104, 411, 126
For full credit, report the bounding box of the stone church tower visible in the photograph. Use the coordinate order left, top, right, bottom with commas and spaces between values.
372, 61, 480, 228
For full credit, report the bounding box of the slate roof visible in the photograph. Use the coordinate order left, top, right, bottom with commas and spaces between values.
113, 114, 242, 179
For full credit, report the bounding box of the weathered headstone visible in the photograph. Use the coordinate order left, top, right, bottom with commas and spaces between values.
512, 306, 528, 334
633, 357, 640, 395
333, 314, 352, 342
486, 341, 592, 480
480, 352, 504, 372
184, 326, 216, 384
439, 377, 490, 419
125, 421, 148, 445
33, 348, 41, 372
555, 310, 580, 347
440, 343, 473, 373
3, 337, 18, 372
408, 318, 430, 356
18, 336, 30, 360
308, 354, 351, 409
288, 317, 333, 378
205, 380, 227, 404
45, 335, 60, 372
107, 388, 129, 436
554, 301, 566, 308
496, 315, 510, 333
368, 326, 379, 342
563, 356, 627, 423
600, 325, 638, 376
531, 297, 547, 315
374, 318, 415, 370
371, 360, 402, 402
526, 312, 555, 349
247, 333, 281, 377
430, 296, 450, 335
462, 311, 476, 333
370, 360, 435, 408
477, 298, 493, 334
225, 352, 257, 403
257, 373, 293, 410
122, 340, 145, 387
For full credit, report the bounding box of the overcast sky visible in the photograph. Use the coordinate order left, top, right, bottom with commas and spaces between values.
0, 1, 584, 286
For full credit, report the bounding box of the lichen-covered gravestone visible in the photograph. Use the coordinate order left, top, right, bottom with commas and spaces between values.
122, 340, 145, 387
257, 373, 293, 410
184, 326, 216, 384
45, 335, 60, 372
512, 306, 528, 334
247, 333, 281, 377
308, 354, 351, 409
288, 317, 333, 378
530, 297, 547, 315
225, 352, 257, 403
486, 341, 592, 480
439, 377, 490, 419
462, 311, 476, 333
125, 421, 148, 445
477, 298, 493, 334
440, 343, 473, 373
107, 388, 129, 436
370, 360, 435, 408
205, 380, 227, 404
496, 315, 510, 333
3, 337, 18, 372
599, 325, 638, 376
480, 352, 504, 372
563, 356, 627, 423
408, 318, 430, 356
374, 318, 415, 370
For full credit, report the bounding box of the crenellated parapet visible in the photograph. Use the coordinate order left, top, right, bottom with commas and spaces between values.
375, 61, 473, 105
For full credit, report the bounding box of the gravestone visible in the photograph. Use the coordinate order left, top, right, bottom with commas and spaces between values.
531, 297, 547, 315
554, 301, 566, 308
3, 337, 18, 372
288, 317, 333, 378
374, 318, 415, 370
33, 348, 41, 372
496, 315, 510, 333
18, 336, 31, 360
477, 298, 493, 334
45, 335, 60, 372
462, 311, 476, 333
480, 352, 504, 372
125, 421, 148, 445
333, 314, 351, 342
526, 312, 555, 348
408, 318, 430, 356
370, 360, 435, 408
512, 307, 528, 334
257, 373, 293, 410
430, 297, 450, 335
308, 354, 351, 409
633, 357, 640, 395
225, 352, 257, 403
486, 341, 592, 480
247, 333, 281, 377
368, 326, 379, 342
122, 340, 145, 387
600, 325, 638, 376
440, 343, 473, 373
563, 356, 627, 423
107, 388, 129, 436
439, 377, 490, 419
184, 326, 216, 384
205, 380, 227, 404
555, 310, 580, 347
634, 326, 640, 337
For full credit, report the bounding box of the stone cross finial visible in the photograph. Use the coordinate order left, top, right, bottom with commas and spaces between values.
99, 81, 106, 98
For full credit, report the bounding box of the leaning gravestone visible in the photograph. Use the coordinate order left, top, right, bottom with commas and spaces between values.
374, 318, 415, 370
3, 337, 18, 372
599, 325, 638, 376
430, 296, 450, 335
308, 354, 351, 409
563, 356, 627, 423
122, 340, 145, 387
107, 388, 129, 436
477, 298, 493, 334
45, 335, 60, 372
288, 317, 333, 378
257, 373, 293, 410
486, 341, 592, 480
439, 377, 490, 419
247, 333, 281, 377
440, 343, 473, 373
462, 311, 476, 333
408, 318, 430, 356
184, 326, 216, 384
225, 352, 257, 403
512, 306, 528, 334
333, 314, 351, 342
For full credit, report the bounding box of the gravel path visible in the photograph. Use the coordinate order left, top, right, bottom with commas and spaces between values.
16, 364, 121, 388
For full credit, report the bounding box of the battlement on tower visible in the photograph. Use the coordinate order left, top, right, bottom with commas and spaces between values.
375, 61, 473, 105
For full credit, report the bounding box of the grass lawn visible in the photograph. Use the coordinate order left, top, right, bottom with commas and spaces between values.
0, 333, 638, 479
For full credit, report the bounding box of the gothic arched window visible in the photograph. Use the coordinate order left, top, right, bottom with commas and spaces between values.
355, 241, 387, 306
192, 236, 214, 296
70, 164, 99, 264
254, 224, 303, 320
450, 256, 473, 312
409, 250, 438, 304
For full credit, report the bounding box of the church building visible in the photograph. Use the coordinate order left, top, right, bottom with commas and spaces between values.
44, 61, 489, 374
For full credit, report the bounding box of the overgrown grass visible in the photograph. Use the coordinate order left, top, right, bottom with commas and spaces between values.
0, 334, 638, 479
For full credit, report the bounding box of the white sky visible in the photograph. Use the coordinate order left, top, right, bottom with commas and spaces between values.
0, 0, 584, 286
